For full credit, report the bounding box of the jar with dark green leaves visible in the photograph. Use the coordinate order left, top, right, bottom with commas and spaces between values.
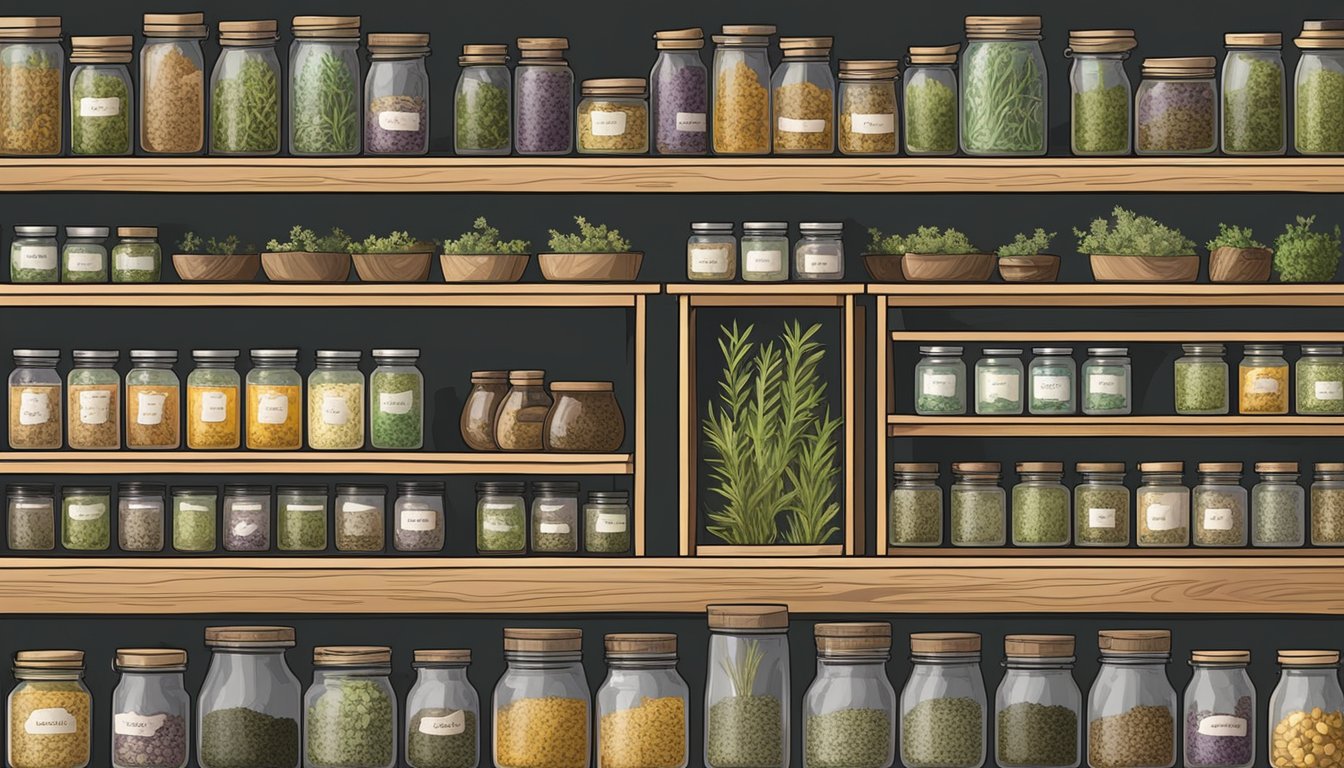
705, 604, 790, 768
1074, 463, 1129, 547
172, 486, 218, 552
997, 635, 1081, 768
1029, 348, 1076, 415
336, 485, 386, 552
305, 646, 396, 768
584, 491, 630, 554
211, 20, 281, 156
1296, 345, 1344, 414
915, 347, 966, 416
289, 16, 361, 156
118, 481, 166, 553
1222, 33, 1285, 155
277, 485, 328, 551
1067, 30, 1135, 156
1137, 462, 1189, 547
961, 16, 1047, 157
1294, 21, 1344, 156
10, 225, 58, 283
531, 481, 579, 553
112, 226, 161, 283
950, 463, 1005, 547
1082, 348, 1131, 416
370, 349, 424, 450
476, 482, 526, 554
61, 226, 109, 283
406, 649, 478, 768
8, 483, 55, 551
803, 623, 895, 768
1251, 462, 1304, 547
1087, 630, 1176, 768
62, 485, 110, 551
456, 44, 511, 155
975, 349, 1023, 415
889, 463, 942, 547
1312, 463, 1344, 546
1012, 462, 1070, 547
901, 632, 986, 768
69, 36, 133, 156
1192, 463, 1247, 547
199, 625, 301, 768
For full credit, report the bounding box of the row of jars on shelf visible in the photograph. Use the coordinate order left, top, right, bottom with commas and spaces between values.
461, 370, 625, 453
685, 221, 848, 282
9, 225, 164, 283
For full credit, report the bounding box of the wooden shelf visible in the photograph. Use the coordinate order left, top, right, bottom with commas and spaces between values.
668, 283, 866, 308
0, 452, 633, 475
892, 330, 1344, 343
887, 415, 1344, 437
0, 283, 659, 308
872, 283, 1344, 307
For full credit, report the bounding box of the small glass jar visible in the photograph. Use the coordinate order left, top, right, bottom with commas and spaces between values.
493, 628, 590, 768
838, 59, 899, 156
276, 485, 328, 551
1238, 343, 1289, 415
544, 382, 625, 453
1251, 462, 1305, 547
1294, 22, 1344, 156
578, 78, 649, 155
804, 623, 896, 768
711, 25, 775, 155
584, 491, 631, 554
456, 44, 511, 156
1312, 463, 1344, 546
1297, 345, 1344, 414
8, 650, 91, 768
915, 346, 967, 415
304, 646, 396, 768
1087, 630, 1177, 768
62, 485, 111, 551
247, 348, 302, 451
975, 348, 1024, 415
210, 21, 282, 156
950, 462, 1006, 547
1183, 651, 1255, 768
1074, 463, 1130, 547
1137, 462, 1189, 547
111, 226, 162, 283
406, 649, 479, 768
365, 33, 431, 156
997, 635, 1081, 768
0, 17, 63, 157
7, 483, 54, 551
705, 605, 789, 768
461, 370, 509, 451
1267, 650, 1344, 768
1012, 461, 1070, 547
1222, 33, 1285, 155
514, 37, 573, 156
1067, 31, 1136, 156
335, 484, 386, 552
198, 626, 300, 768
889, 463, 942, 548
477, 481, 526, 554
223, 484, 271, 552
1136, 57, 1217, 155
172, 486, 217, 553
495, 370, 551, 452
9, 348, 62, 449
1192, 463, 1248, 548
308, 349, 365, 451
1175, 344, 1229, 415
186, 349, 240, 450
370, 348, 424, 450
904, 45, 959, 156
61, 226, 109, 283
961, 17, 1047, 157
740, 222, 789, 282
11, 225, 58, 283
67, 349, 120, 450
795, 222, 844, 281
112, 648, 190, 768
69, 36, 134, 157
599, 633, 690, 768
140, 13, 206, 155
118, 481, 166, 553
772, 37, 835, 155
651, 28, 708, 156
531, 481, 579, 553
289, 16, 362, 156
1029, 347, 1077, 415
1082, 347, 1131, 416
687, 222, 738, 282
901, 632, 986, 768
126, 349, 180, 450
395, 481, 445, 553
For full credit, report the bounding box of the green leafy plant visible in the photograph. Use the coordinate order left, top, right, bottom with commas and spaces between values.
721, 639, 764, 697
997, 229, 1056, 258
442, 217, 531, 255
348, 231, 429, 254
547, 216, 632, 253
1073, 206, 1196, 257
865, 226, 977, 255
1206, 224, 1267, 251
1274, 215, 1342, 283
177, 232, 253, 255
265, 226, 353, 253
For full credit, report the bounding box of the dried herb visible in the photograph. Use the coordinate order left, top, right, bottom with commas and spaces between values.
266, 226, 352, 253
1297, 68, 1344, 154
547, 216, 631, 253
1074, 206, 1196, 257
292, 49, 358, 154
179, 232, 252, 255
70, 69, 130, 155
962, 42, 1045, 154
212, 56, 280, 154
1206, 223, 1266, 251
904, 78, 957, 153
455, 79, 510, 151
1073, 82, 1129, 154
442, 217, 529, 255
997, 229, 1055, 258
348, 231, 428, 254
1273, 215, 1342, 283
142, 45, 203, 154
866, 226, 976, 255
1223, 54, 1284, 153
0, 49, 61, 155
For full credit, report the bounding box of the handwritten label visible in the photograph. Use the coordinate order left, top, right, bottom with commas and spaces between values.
80, 97, 122, 117
590, 110, 628, 136
849, 113, 895, 134
378, 111, 421, 132
981, 373, 1019, 400
25, 707, 76, 734
595, 513, 627, 533
802, 252, 839, 274
257, 394, 289, 424
17, 245, 56, 270
66, 251, 104, 272
1203, 508, 1234, 531
418, 710, 466, 735
136, 392, 167, 425
199, 391, 228, 423
675, 112, 706, 132
79, 390, 111, 425
1089, 374, 1123, 396
745, 250, 782, 273
1033, 376, 1071, 402
114, 712, 166, 737
400, 507, 437, 532
19, 391, 50, 425
321, 395, 350, 425
1316, 380, 1344, 401
1088, 508, 1117, 529
379, 391, 413, 415
778, 116, 826, 133
1198, 715, 1248, 737
689, 248, 730, 275
922, 372, 957, 397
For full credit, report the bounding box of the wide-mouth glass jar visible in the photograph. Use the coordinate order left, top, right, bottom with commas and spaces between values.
889, 463, 942, 547
1268, 650, 1344, 768
915, 345, 966, 415
961, 16, 1047, 156
304, 646, 396, 768
496, 370, 551, 452
705, 605, 789, 768
126, 349, 180, 450
904, 44, 959, 156
951, 462, 1005, 546
407, 649, 479, 768
1192, 463, 1247, 547
9, 348, 62, 449
370, 348, 424, 450
1298, 345, 1344, 414
335, 484, 386, 552
69, 36, 133, 157
997, 634, 1081, 768
61, 226, 109, 283
247, 348, 301, 451
1088, 630, 1177, 768
1137, 462, 1189, 547
7, 483, 54, 551
477, 481, 526, 554
1082, 347, 1131, 416
198, 626, 300, 768
531, 480, 579, 553
211, 20, 281, 156
1222, 33, 1285, 155
289, 15, 361, 156
711, 25, 775, 155
584, 491, 630, 554
1313, 463, 1344, 546
308, 349, 364, 451
186, 349, 240, 450
1183, 650, 1254, 768
687, 222, 737, 282
1066, 30, 1136, 156
772, 37, 835, 155
651, 28, 708, 156
1074, 463, 1129, 547
8, 650, 91, 768
112, 648, 190, 768
838, 59, 899, 156
395, 481, 445, 553
1239, 344, 1289, 415
365, 33, 430, 156
740, 221, 789, 282
599, 633, 690, 768
118, 481, 166, 553
461, 370, 508, 451
456, 44, 511, 156
514, 37, 573, 156
223, 484, 271, 552
544, 382, 625, 453
1136, 57, 1217, 155
1294, 21, 1344, 155
277, 485, 328, 551
140, 13, 205, 155
0, 16, 64, 157
1013, 461, 1070, 546
67, 349, 119, 450
578, 78, 649, 155
111, 226, 162, 283
795, 222, 844, 281
1252, 462, 1304, 547
901, 632, 986, 768
804, 623, 895, 768
1175, 344, 1229, 415
172, 486, 218, 552
975, 348, 1024, 415
494, 628, 590, 768
11, 224, 58, 283
62, 485, 110, 550
1029, 348, 1076, 415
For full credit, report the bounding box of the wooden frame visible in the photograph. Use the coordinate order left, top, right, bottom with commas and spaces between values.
889, 415, 1344, 437
0, 283, 659, 307
869, 283, 1344, 307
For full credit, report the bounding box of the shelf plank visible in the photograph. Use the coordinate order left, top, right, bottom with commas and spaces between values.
887, 415, 1344, 437
892, 331, 1344, 343
872, 283, 1344, 307
0, 452, 633, 475
0, 283, 659, 308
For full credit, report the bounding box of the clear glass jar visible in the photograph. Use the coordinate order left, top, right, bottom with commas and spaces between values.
396, 481, 445, 553
705, 605, 789, 768
904, 45, 959, 155
1268, 650, 1344, 768
1067, 31, 1135, 156
9, 348, 62, 449
118, 481, 166, 553
126, 349, 180, 450
651, 29, 708, 156
1297, 345, 1344, 414
112, 648, 190, 768
599, 633, 690, 768
1312, 463, 1344, 546
740, 222, 789, 282
247, 348, 302, 451
495, 370, 551, 452
712, 25, 775, 155
67, 349, 119, 450
578, 78, 649, 155
112, 226, 162, 283
406, 649, 479, 768
11, 225, 58, 283
1137, 462, 1189, 547
1239, 343, 1289, 415
1222, 34, 1285, 155
1082, 347, 1131, 416
901, 632, 986, 768
139, 13, 206, 155
61, 226, 109, 283
62, 485, 110, 550
1251, 462, 1304, 547
1012, 461, 1070, 547
950, 462, 1006, 546
544, 382, 625, 453
223, 484, 271, 552
289, 16, 361, 156
210, 21, 281, 156
494, 628, 590, 768
1029, 347, 1077, 415
198, 626, 300, 768
795, 222, 844, 281
514, 37, 573, 156
961, 17, 1047, 156
915, 346, 966, 415
997, 635, 1081, 768
69, 37, 133, 157
365, 33, 430, 156
838, 60, 899, 156
531, 481, 579, 553
1183, 651, 1255, 768
1087, 630, 1177, 768
277, 485, 328, 551
7, 650, 91, 768
308, 349, 364, 450
1136, 57, 1217, 155
370, 348, 424, 450
1192, 463, 1247, 547
7, 483, 54, 551
186, 349, 240, 450
1175, 344, 1229, 415
687, 222, 737, 282
889, 463, 942, 547
172, 486, 217, 552
477, 481, 526, 554
1075, 463, 1129, 547
0, 18, 64, 157
802, 624, 895, 768
304, 646, 396, 768
456, 45, 511, 156
335, 484, 386, 552
461, 371, 509, 451
975, 348, 1023, 415
585, 491, 631, 554
772, 38, 835, 155
1294, 23, 1344, 155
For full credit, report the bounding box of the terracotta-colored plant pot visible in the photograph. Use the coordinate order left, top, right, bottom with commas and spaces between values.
900, 253, 996, 282
1089, 254, 1201, 283
261, 251, 352, 282
862, 253, 905, 282
351, 250, 433, 282
998, 254, 1061, 282
172, 253, 261, 282
538, 251, 643, 282
440, 253, 530, 283
1208, 246, 1273, 283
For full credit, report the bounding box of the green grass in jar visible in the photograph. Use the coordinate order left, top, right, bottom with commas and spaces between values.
962, 42, 1046, 154
456, 78, 510, 151
111, 242, 161, 282
370, 371, 423, 449
10, 243, 58, 283
901, 696, 984, 768
291, 49, 359, 155
62, 493, 110, 550
804, 707, 892, 768
585, 507, 630, 553
212, 55, 280, 154
1174, 360, 1227, 414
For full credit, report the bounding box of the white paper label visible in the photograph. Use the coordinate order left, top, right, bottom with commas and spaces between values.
675, 112, 707, 132
1316, 380, 1344, 400
232, 521, 259, 537
1198, 715, 1248, 737
803, 252, 840, 274
231, 503, 262, 513
288, 504, 323, 512
19, 391, 49, 425
595, 513, 627, 533
1203, 508, 1234, 531
419, 710, 466, 736
342, 503, 377, 535
181, 502, 209, 513
922, 372, 957, 397
127, 503, 158, 511
117, 253, 155, 271
321, 395, 350, 425
1248, 376, 1280, 394
539, 522, 572, 534
1088, 508, 1117, 529
590, 110, 628, 136
136, 392, 166, 425
483, 519, 516, 532
400, 507, 437, 532
257, 394, 289, 424
1033, 375, 1071, 401
378, 110, 421, 132
17, 245, 56, 270
379, 391, 413, 415
745, 249, 783, 273
778, 116, 826, 133
15, 503, 47, 510
68, 503, 104, 521
850, 112, 895, 134
25, 707, 76, 735
981, 373, 1020, 400
78, 390, 110, 425
80, 96, 122, 117
114, 711, 166, 737
66, 251, 103, 272
689, 248, 730, 275
1146, 503, 1180, 531
199, 391, 228, 423
1089, 374, 1123, 396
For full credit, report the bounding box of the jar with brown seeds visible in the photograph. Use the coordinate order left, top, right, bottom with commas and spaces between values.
461, 371, 508, 451
1192, 463, 1247, 547
1087, 630, 1177, 768
772, 37, 835, 154
9, 348, 62, 449
118, 481, 166, 552
335, 485, 386, 552
838, 60, 899, 155
1312, 463, 1344, 546
0, 19, 64, 157
139, 13, 206, 154
495, 370, 552, 452
543, 382, 624, 453
67, 350, 120, 450
711, 25, 775, 155
126, 349, 180, 450
577, 78, 649, 154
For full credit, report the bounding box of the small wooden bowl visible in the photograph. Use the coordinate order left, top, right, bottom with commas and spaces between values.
351, 251, 433, 282
998, 254, 1061, 282
172, 253, 261, 282
1089, 253, 1200, 283
862, 253, 906, 282
261, 251, 351, 282
440, 252, 530, 283
538, 251, 644, 282
1209, 246, 1272, 283
901, 253, 996, 282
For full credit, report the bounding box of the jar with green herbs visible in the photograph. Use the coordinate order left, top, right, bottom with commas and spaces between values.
1012, 462, 1070, 546
69, 36, 133, 156
687, 222, 737, 282
1297, 345, 1344, 414
456, 44, 511, 155
112, 226, 162, 283
1294, 21, 1344, 156
1029, 348, 1076, 415
1136, 57, 1217, 155
585, 491, 630, 554
1312, 463, 1344, 546
126, 349, 180, 450
0, 17, 64, 157
1251, 462, 1304, 547
335, 484, 386, 552
10, 348, 62, 450
277, 485, 328, 551
461, 371, 508, 451
210, 20, 281, 156
804, 623, 895, 768
172, 486, 217, 552
1175, 344, 1229, 415
904, 45, 958, 155
370, 348, 423, 450
289, 15, 361, 156
118, 482, 166, 552
395, 481, 444, 552
544, 382, 625, 453
1137, 462, 1189, 547
407, 649, 479, 768
140, 12, 206, 155
1066, 30, 1135, 156
961, 16, 1047, 157
889, 463, 942, 547
901, 632, 986, 768
496, 370, 551, 452
772, 37, 835, 155
477, 482, 526, 554
8, 484, 54, 551
366, 33, 431, 156
66, 349, 118, 450
531, 481, 579, 553
62, 485, 110, 550
705, 605, 789, 768
8, 650, 92, 768
11, 225, 58, 283
711, 25, 775, 155
199, 625, 301, 768
305, 646, 396, 768
1082, 347, 1131, 416
1192, 463, 1247, 548
741, 221, 789, 282
838, 59, 899, 156
996, 634, 1081, 768
950, 462, 1005, 547
186, 349, 240, 450
61, 226, 109, 283
975, 349, 1023, 415
223, 484, 271, 552
578, 78, 650, 155
1074, 463, 1129, 546
308, 350, 365, 450
1222, 33, 1285, 155
915, 346, 967, 416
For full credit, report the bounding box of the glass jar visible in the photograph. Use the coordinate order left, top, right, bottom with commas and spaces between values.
1067, 31, 1135, 156
406, 649, 479, 768
0, 17, 62, 157
62, 485, 110, 551
901, 632, 986, 768
1298, 345, 1344, 414
61, 226, 109, 283
997, 635, 1081, 768
1175, 344, 1229, 415
7, 483, 54, 551
740, 222, 789, 282
304, 646, 396, 768
904, 45, 959, 155
186, 349, 240, 450
365, 33, 430, 156
456, 44, 511, 156
396, 481, 445, 553
544, 382, 625, 453
795, 222, 844, 281
915, 346, 966, 415
687, 222, 738, 282
1136, 57, 1217, 155
139, 13, 205, 155
11, 225, 58, 283
461, 370, 509, 451
889, 463, 942, 547
975, 348, 1024, 415
1082, 347, 1131, 416
10, 348, 62, 449
585, 491, 631, 554
335, 484, 386, 552
172, 486, 217, 552
705, 605, 789, 768
599, 633, 690, 768
210, 20, 281, 156
803, 623, 895, 768
1029, 347, 1077, 415
1075, 463, 1129, 547
289, 16, 361, 156
1192, 463, 1247, 548
370, 348, 424, 450
1183, 651, 1255, 768
118, 481, 166, 553
1012, 461, 1070, 547
950, 462, 1006, 546
651, 28, 708, 156
1294, 22, 1344, 155
711, 25, 775, 155
247, 348, 302, 451
67, 349, 119, 450
69, 36, 133, 157
514, 37, 573, 156
531, 481, 579, 553
494, 628, 590, 768
477, 481, 526, 554
772, 37, 835, 155
961, 16, 1047, 156
838, 60, 899, 156
223, 484, 271, 552
112, 648, 190, 768
1268, 650, 1344, 768
1251, 462, 1305, 547
1087, 630, 1177, 768
277, 485, 328, 551
1313, 463, 1344, 546
1222, 33, 1285, 155
7, 650, 91, 768
578, 78, 649, 155
198, 626, 300, 768
1239, 343, 1289, 415
112, 226, 162, 283
308, 349, 364, 450
496, 370, 551, 452
126, 349, 180, 450
1137, 462, 1189, 548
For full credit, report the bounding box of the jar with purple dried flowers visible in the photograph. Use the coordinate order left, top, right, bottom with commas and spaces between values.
365, 33, 430, 156
1182, 651, 1254, 768
515, 37, 573, 155
650, 28, 708, 155
1136, 57, 1217, 155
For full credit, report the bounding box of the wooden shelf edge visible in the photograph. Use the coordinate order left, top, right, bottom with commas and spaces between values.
0, 451, 634, 475
871, 283, 1344, 307
0, 283, 659, 307
666, 283, 867, 296
891, 331, 1344, 342
886, 415, 1344, 437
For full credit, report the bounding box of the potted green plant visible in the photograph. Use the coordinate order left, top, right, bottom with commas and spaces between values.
1075, 206, 1199, 282
861, 228, 906, 282
997, 229, 1059, 282
1273, 216, 1342, 283
1206, 224, 1272, 283
440, 217, 532, 283
348, 230, 435, 282
540, 215, 642, 281
173, 232, 260, 282
262, 226, 353, 282
892, 226, 993, 282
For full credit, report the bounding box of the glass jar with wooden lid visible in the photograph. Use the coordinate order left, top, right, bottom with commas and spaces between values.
1192, 462, 1246, 547
889, 463, 942, 547
70, 35, 133, 157
1136, 57, 1217, 155
900, 632, 986, 768
461, 370, 509, 451
1268, 651, 1344, 768
211, 20, 281, 156
711, 25, 776, 155
112, 648, 190, 768
289, 15, 362, 156
493, 629, 590, 768
1183, 650, 1254, 768
838, 59, 899, 156
951, 462, 1005, 546
544, 382, 624, 452
705, 605, 789, 768
198, 626, 300, 768
651, 28, 708, 155
804, 623, 896, 768
1251, 461, 1304, 547
1074, 462, 1128, 546
1222, 33, 1285, 155
905, 44, 959, 156
140, 12, 206, 155
772, 37, 835, 154
495, 370, 552, 452
456, 44, 511, 156
961, 16, 1047, 157
1087, 630, 1177, 768
1012, 461, 1070, 546
578, 78, 649, 155
8, 650, 91, 768
0, 17, 64, 157
1066, 30, 1136, 156
1312, 462, 1344, 545
598, 634, 690, 768
997, 635, 1080, 768
1137, 461, 1189, 547
514, 37, 573, 156
366, 33, 431, 156
406, 649, 479, 768
1294, 21, 1344, 155
304, 646, 396, 768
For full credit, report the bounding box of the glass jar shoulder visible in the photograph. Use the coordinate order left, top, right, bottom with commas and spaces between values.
126, 367, 180, 387
248, 367, 301, 387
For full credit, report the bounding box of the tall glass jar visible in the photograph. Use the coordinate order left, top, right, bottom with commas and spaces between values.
1082, 347, 1131, 416
1192, 463, 1247, 548
0, 17, 64, 157
1312, 463, 1344, 546
951, 462, 1006, 546
740, 222, 789, 282
289, 16, 361, 156
997, 635, 1081, 768
366, 33, 430, 156
1252, 462, 1305, 547
396, 481, 445, 553
1137, 462, 1189, 547
531, 481, 579, 553
1136, 57, 1217, 155
112, 648, 190, 768
493, 629, 590, 768
112, 226, 162, 282
1175, 344, 1229, 415
901, 632, 986, 768
1067, 30, 1135, 156
7, 483, 55, 551
7, 650, 91, 768
838, 60, 899, 156
308, 349, 364, 450
772, 37, 835, 155
599, 633, 690, 768
975, 348, 1024, 415
584, 491, 631, 554
705, 605, 789, 768
118, 481, 166, 553
211, 20, 281, 156
172, 486, 218, 552
711, 25, 775, 155
904, 45, 959, 155
1297, 345, 1344, 414
1029, 347, 1077, 415
961, 16, 1046, 156
495, 370, 551, 452
126, 349, 180, 450
277, 485, 328, 551
477, 482, 526, 554
889, 463, 942, 547
514, 37, 573, 156
62, 485, 110, 550
67, 349, 119, 450
370, 348, 424, 450
69, 36, 133, 157
61, 226, 109, 283
577, 78, 649, 155
1012, 461, 1070, 547
9, 348, 62, 449
139, 12, 206, 155
1222, 33, 1285, 155
1267, 650, 1344, 768
651, 28, 708, 155
687, 222, 737, 282
304, 646, 396, 768
11, 225, 58, 283
406, 649, 479, 768
247, 348, 301, 451
198, 626, 300, 768
1294, 21, 1344, 155
461, 370, 508, 451
1087, 630, 1177, 768
915, 346, 966, 415
186, 349, 240, 450
1183, 651, 1255, 768
1239, 343, 1289, 415
335, 484, 385, 552
795, 222, 844, 281
456, 44, 511, 156
1075, 463, 1129, 547
804, 623, 895, 768
223, 484, 271, 552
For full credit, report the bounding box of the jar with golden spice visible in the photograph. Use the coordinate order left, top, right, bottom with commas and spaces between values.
772, 37, 835, 154
578, 78, 649, 154
126, 349, 180, 450
598, 634, 689, 768
247, 348, 302, 450
493, 629, 590, 768
7, 650, 92, 768
187, 350, 240, 450
544, 382, 625, 453
67, 349, 120, 450
711, 25, 775, 155
838, 60, 899, 155
139, 12, 207, 155
495, 371, 552, 452
461, 370, 508, 451
0, 16, 64, 157
9, 349, 62, 450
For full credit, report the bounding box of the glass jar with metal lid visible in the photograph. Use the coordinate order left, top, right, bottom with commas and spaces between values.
705, 605, 790, 768
712, 25, 776, 155
1136, 57, 1217, 155
889, 463, 942, 547
1175, 344, 1229, 415
1222, 33, 1285, 155
915, 346, 966, 415
0, 16, 62, 156
365, 33, 431, 156
456, 44, 511, 156
1268, 650, 1344, 768
289, 15, 361, 156
477, 481, 526, 554
461, 370, 508, 451
277, 485, 328, 551
1137, 462, 1189, 547
112, 226, 162, 282
112, 648, 190, 768
494, 628, 590, 768
308, 349, 365, 450
248, 348, 301, 451
61, 226, 109, 282
1082, 347, 1131, 416
1294, 21, 1344, 155
395, 481, 445, 553
1312, 463, 1344, 546
62, 485, 110, 550
997, 634, 1081, 768
406, 649, 479, 768
1251, 462, 1304, 547
961, 16, 1047, 156
599, 633, 690, 768
514, 37, 573, 156
7, 483, 54, 551
950, 462, 1005, 546
1183, 650, 1255, 768
578, 78, 649, 155
198, 626, 300, 768
687, 222, 737, 282
804, 623, 896, 768
8, 650, 91, 768
223, 484, 271, 551
904, 44, 959, 155
1192, 463, 1247, 547
901, 632, 986, 768
1029, 347, 1076, 415
651, 28, 708, 156
975, 348, 1023, 415
9, 348, 62, 449
1075, 463, 1129, 546
495, 370, 551, 452
1013, 461, 1070, 547
1067, 30, 1136, 156
1087, 630, 1177, 768
772, 37, 835, 155
304, 646, 396, 768
210, 20, 281, 156
838, 60, 899, 156
67, 349, 119, 450
370, 348, 424, 450
10, 225, 58, 283
186, 349, 240, 450
531, 480, 579, 553
795, 222, 844, 281
69, 36, 133, 157
119, 481, 166, 552
126, 349, 180, 450
335, 484, 386, 552
741, 222, 789, 282
1238, 343, 1289, 415
140, 12, 206, 155
585, 490, 630, 554
1296, 345, 1344, 414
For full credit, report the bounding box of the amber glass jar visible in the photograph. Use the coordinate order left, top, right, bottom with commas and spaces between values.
495, 370, 552, 452
543, 382, 625, 453
461, 370, 508, 451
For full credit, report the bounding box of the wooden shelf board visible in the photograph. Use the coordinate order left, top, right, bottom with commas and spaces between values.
887, 415, 1344, 437
0, 283, 659, 308
892, 331, 1344, 343
871, 283, 1344, 307
666, 283, 866, 295
0, 452, 633, 475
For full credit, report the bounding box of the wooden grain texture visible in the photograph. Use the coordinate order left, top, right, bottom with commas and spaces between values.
0, 283, 658, 308
875, 296, 890, 556
887, 415, 1344, 437
892, 331, 1344, 342
870, 284, 1344, 307
0, 452, 634, 475
678, 296, 694, 557
634, 295, 648, 557
667, 283, 867, 296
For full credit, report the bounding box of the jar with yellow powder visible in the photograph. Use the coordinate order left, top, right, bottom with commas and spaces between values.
711, 25, 775, 155
247, 348, 301, 450
308, 350, 365, 450
126, 349, 180, 450
7, 650, 92, 768
186, 350, 240, 450
67, 350, 120, 450
597, 633, 689, 768
1238, 344, 1289, 415
494, 628, 590, 768
772, 37, 835, 154
139, 12, 206, 155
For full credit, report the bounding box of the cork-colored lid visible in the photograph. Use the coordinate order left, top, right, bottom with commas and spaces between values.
707, 604, 789, 630
780, 36, 833, 57
313, 645, 391, 666
1191, 650, 1250, 664
908, 43, 960, 65
205, 626, 296, 647
966, 15, 1042, 40
503, 628, 582, 653
550, 381, 615, 392
1198, 462, 1243, 473
721, 24, 776, 36
118, 226, 158, 238
1005, 634, 1075, 658
953, 462, 1001, 475
470, 370, 509, 384
1139, 461, 1185, 473
518, 37, 568, 59
581, 78, 647, 97
1256, 462, 1299, 473
15, 650, 84, 669
461, 44, 508, 65
1298, 21, 1344, 49
910, 632, 981, 654
655, 27, 704, 50
893, 462, 939, 473
368, 33, 430, 57
1317, 463, 1344, 473
1017, 461, 1064, 473
1077, 462, 1125, 473
1280, 650, 1341, 666
70, 35, 133, 63
143, 12, 206, 38
605, 633, 677, 656
839, 59, 900, 80
1098, 629, 1171, 653
713, 25, 775, 47
219, 20, 277, 44
1225, 32, 1282, 48
414, 649, 471, 664
292, 15, 360, 38
116, 648, 188, 668
0, 16, 61, 40
815, 622, 892, 655
508, 369, 545, 383
1067, 29, 1137, 54
1141, 57, 1217, 78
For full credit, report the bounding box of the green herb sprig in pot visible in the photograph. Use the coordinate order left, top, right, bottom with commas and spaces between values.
1206, 224, 1272, 283
348, 230, 435, 282
539, 215, 642, 282
440, 217, 532, 283
261, 225, 354, 282
1075, 206, 1199, 282
996, 228, 1059, 283
172, 231, 261, 282
861, 227, 908, 282
880, 225, 992, 282
1274, 216, 1342, 283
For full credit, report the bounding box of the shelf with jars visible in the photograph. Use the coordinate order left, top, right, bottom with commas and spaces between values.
0, 282, 660, 306
885, 415, 1344, 437
0, 451, 634, 475
868, 282, 1344, 307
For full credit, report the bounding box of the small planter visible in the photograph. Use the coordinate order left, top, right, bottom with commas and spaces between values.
351, 249, 434, 282
1089, 254, 1200, 282
901, 252, 996, 282
261, 251, 351, 282
998, 254, 1060, 282
862, 253, 905, 282
1208, 246, 1272, 283
172, 253, 261, 282
538, 251, 643, 282
440, 252, 530, 283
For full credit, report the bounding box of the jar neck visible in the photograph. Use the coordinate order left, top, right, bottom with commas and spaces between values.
193, 361, 236, 370
15, 669, 84, 682
1081, 473, 1125, 484
1100, 652, 1169, 667
315, 362, 359, 371
911, 653, 980, 666
119, 237, 155, 243
315, 665, 390, 679
955, 475, 1001, 485
117, 668, 185, 681
1019, 472, 1063, 483
1004, 656, 1075, 671
73, 362, 114, 370
1142, 473, 1182, 484
415, 665, 469, 683
1260, 473, 1300, 483
607, 657, 679, 671
505, 651, 582, 667
1198, 473, 1241, 485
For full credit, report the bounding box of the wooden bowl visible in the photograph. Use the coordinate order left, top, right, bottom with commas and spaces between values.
1089, 254, 1200, 283
998, 254, 1061, 282
261, 251, 351, 282
900, 253, 996, 282
351, 251, 433, 282
1209, 246, 1272, 283
862, 253, 906, 282
440, 252, 530, 283
172, 253, 260, 282
538, 251, 643, 282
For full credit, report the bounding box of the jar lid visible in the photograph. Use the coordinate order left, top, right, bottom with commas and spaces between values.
1139, 461, 1184, 473
368, 32, 429, 49
893, 462, 939, 474
313, 645, 391, 666
171, 486, 217, 497
414, 649, 470, 664
477, 481, 526, 495
815, 622, 892, 655
7, 483, 54, 495
743, 221, 788, 232
15, 225, 57, 237
1317, 463, 1344, 473
800, 223, 843, 234
953, 461, 1000, 474
1141, 57, 1217, 78
1066, 29, 1137, 54
503, 628, 582, 653
192, 349, 240, 361
907, 44, 960, 65
460, 43, 508, 65
1088, 347, 1128, 356
1076, 462, 1124, 473
919, 345, 963, 355
1032, 347, 1072, 355
1225, 32, 1282, 48
1280, 650, 1341, 666
74, 348, 119, 363
1256, 461, 1299, 474
654, 27, 704, 51
780, 36, 833, 57
130, 349, 177, 364
839, 59, 900, 80
251, 348, 299, 364
118, 226, 158, 238
224, 484, 271, 495
1098, 629, 1170, 653
277, 484, 327, 495
1297, 21, 1344, 49
336, 484, 386, 496
64, 226, 110, 238
143, 12, 207, 39
63, 485, 110, 495
551, 381, 614, 392
531, 480, 580, 494
14, 650, 83, 669
13, 348, 59, 364
605, 632, 677, 656
0, 16, 61, 40
707, 604, 789, 630
470, 370, 509, 383
292, 15, 360, 38
1245, 343, 1284, 354
218, 20, 278, 44
1302, 345, 1344, 356
315, 349, 361, 362
982, 348, 1023, 356
508, 369, 545, 383
205, 626, 296, 648
1017, 461, 1064, 473
1197, 462, 1242, 473
587, 490, 628, 504
1182, 343, 1226, 355
397, 481, 445, 495
965, 15, 1042, 40
1005, 634, 1075, 658
517, 37, 568, 60
119, 481, 166, 494
116, 648, 187, 669
581, 78, 647, 97
910, 632, 981, 654
720, 24, 776, 36
372, 348, 420, 362
70, 35, 133, 52
1191, 650, 1250, 664
691, 222, 734, 232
